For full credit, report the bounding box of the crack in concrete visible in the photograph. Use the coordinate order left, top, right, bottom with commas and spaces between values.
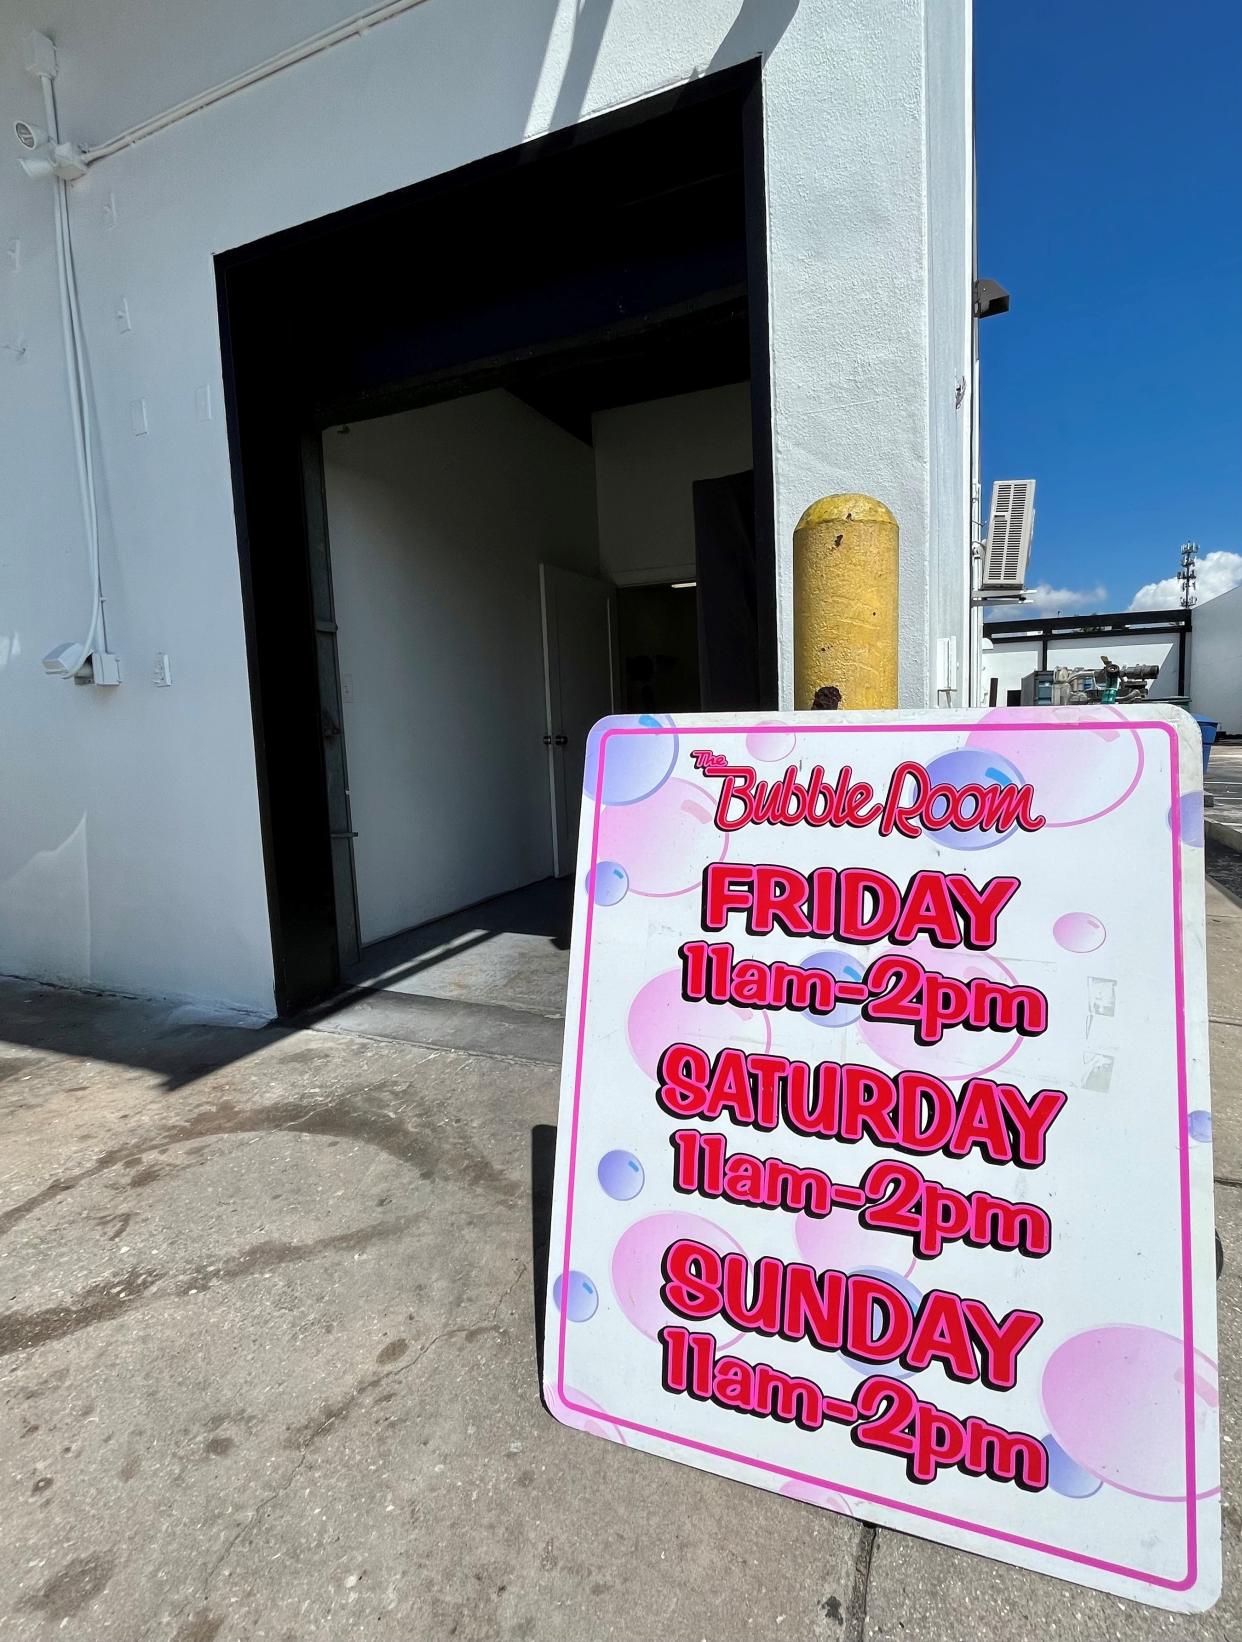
842, 1522, 876, 1642
0, 1216, 420, 1358
308, 1018, 563, 1070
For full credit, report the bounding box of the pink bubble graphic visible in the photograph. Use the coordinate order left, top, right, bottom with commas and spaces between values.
610, 1211, 744, 1342
965, 709, 1144, 829
746, 723, 798, 763
545, 1382, 626, 1445
1053, 912, 1107, 953
795, 1209, 917, 1280
779, 1479, 854, 1515
1042, 1326, 1220, 1500
858, 940, 1023, 1079
585, 714, 677, 806
598, 778, 726, 898
627, 968, 772, 1080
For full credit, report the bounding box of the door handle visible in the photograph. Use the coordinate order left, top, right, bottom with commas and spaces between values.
554, 734, 568, 746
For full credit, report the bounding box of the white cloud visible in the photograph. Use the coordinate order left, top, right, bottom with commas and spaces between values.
989, 582, 1107, 619
1129, 550, 1242, 611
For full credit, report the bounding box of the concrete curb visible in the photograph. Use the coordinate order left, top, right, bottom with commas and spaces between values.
1207, 816, 1242, 854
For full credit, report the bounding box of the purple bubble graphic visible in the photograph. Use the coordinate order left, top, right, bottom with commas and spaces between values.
552, 1270, 599, 1323
802, 949, 867, 1027
610, 1211, 744, 1342
965, 708, 1144, 829
843, 1268, 923, 1376
1171, 792, 1205, 849
853, 1267, 922, 1310
917, 748, 1027, 852
1053, 912, 1107, 953
597, 778, 725, 897
746, 723, 798, 763
858, 939, 1023, 1079
1042, 1326, 1220, 1499
545, 1382, 626, 1445
587, 861, 629, 906
598, 1150, 645, 1201
1189, 1109, 1213, 1144
627, 968, 772, 1080
779, 1479, 854, 1515
584, 715, 677, 806
1042, 1434, 1103, 1499
795, 1212, 917, 1280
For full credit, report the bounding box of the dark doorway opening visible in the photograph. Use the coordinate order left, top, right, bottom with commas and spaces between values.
617, 584, 702, 714
218, 64, 774, 1015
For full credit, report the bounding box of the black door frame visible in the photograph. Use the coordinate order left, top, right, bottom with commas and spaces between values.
217, 62, 776, 1016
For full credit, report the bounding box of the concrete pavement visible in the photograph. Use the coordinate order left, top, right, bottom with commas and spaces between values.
0, 878, 1239, 1640
1205, 743, 1242, 853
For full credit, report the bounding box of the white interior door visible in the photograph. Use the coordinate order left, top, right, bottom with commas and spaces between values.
540, 564, 616, 876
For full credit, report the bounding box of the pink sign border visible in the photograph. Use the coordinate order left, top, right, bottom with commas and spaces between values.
555, 719, 1197, 1594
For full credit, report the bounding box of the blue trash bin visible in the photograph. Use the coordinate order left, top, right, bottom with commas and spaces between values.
1193, 715, 1219, 775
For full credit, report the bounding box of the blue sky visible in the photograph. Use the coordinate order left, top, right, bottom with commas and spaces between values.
976, 0, 1242, 613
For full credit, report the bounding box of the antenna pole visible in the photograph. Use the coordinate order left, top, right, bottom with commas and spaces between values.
1179, 542, 1198, 609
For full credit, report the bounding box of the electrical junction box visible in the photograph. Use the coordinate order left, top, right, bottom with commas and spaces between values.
87, 652, 122, 686
23, 31, 57, 80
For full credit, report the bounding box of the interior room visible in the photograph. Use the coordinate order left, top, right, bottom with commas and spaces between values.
321, 370, 754, 1008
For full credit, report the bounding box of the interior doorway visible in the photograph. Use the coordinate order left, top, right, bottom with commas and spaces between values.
219, 64, 774, 1013
616, 582, 701, 714
540, 564, 616, 877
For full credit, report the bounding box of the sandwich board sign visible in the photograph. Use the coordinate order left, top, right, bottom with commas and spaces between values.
543, 707, 1219, 1612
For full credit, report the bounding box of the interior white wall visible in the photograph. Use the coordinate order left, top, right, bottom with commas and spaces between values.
1191, 584, 1242, 734
592, 384, 752, 586
323, 392, 598, 945
0, 0, 970, 1010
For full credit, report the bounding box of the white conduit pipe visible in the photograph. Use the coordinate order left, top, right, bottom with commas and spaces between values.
43, 71, 105, 661
82, 0, 433, 164
40, 0, 434, 671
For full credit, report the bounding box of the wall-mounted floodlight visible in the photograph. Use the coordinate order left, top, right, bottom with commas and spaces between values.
973, 278, 1011, 320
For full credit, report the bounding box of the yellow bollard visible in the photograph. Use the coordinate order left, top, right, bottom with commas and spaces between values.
793, 494, 899, 710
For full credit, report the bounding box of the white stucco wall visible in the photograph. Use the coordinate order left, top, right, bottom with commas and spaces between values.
592, 384, 753, 586
1191, 584, 1242, 735
0, 0, 972, 1010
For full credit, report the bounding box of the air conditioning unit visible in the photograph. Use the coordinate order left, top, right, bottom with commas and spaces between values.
981, 479, 1036, 594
